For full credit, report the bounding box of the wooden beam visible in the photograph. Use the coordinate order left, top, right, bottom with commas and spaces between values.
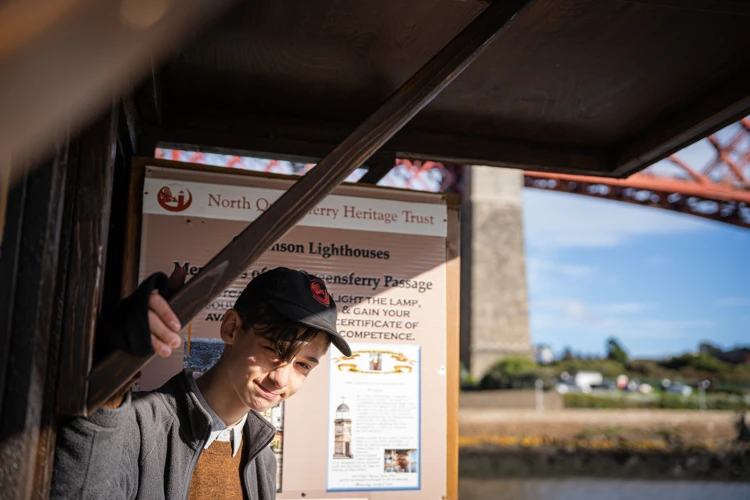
56, 109, 119, 417
87, 0, 535, 412
0, 0, 237, 187
614, 64, 750, 177
119, 95, 140, 156
0, 144, 68, 500
135, 67, 163, 127
146, 116, 611, 176
622, 0, 750, 15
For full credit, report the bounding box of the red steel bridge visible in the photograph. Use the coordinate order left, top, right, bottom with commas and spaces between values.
158, 116, 750, 230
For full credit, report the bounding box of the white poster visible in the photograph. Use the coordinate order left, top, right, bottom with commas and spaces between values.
326, 343, 421, 491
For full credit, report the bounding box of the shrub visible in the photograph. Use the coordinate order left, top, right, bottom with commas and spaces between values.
627, 359, 669, 378
552, 358, 625, 378
480, 356, 542, 390
460, 363, 479, 391
606, 338, 629, 365
563, 392, 750, 411
661, 353, 729, 373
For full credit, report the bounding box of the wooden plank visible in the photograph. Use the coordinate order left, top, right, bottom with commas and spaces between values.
0, 165, 26, 417
56, 109, 118, 416
0, 0, 237, 186
148, 113, 611, 176
0, 162, 10, 249
135, 67, 163, 127
622, 0, 750, 15
445, 204, 461, 500
31, 139, 81, 500
87, 0, 534, 412
0, 145, 68, 500
121, 161, 147, 297
119, 95, 139, 156
614, 65, 750, 177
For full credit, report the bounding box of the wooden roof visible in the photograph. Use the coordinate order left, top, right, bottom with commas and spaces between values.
139, 0, 750, 177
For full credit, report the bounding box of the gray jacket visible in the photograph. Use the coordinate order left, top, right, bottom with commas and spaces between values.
51, 370, 277, 499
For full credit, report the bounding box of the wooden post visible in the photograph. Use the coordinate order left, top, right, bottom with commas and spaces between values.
445, 199, 461, 500
86, 0, 533, 412
0, 162, 10, 249
0, 145, 68, 500
56, 109, 119, 416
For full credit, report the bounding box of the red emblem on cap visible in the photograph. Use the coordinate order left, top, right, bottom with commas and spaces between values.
310, 279, 330, 306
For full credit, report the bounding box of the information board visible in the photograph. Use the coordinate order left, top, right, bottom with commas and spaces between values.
126, 159, 458, 499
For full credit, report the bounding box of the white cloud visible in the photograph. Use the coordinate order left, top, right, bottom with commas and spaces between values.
715, 297, 750, 307
640, 319, 715, 329
522, 190, 716, 249
527, 257, 596, 279
530, 298, 712, 344
532, 299, 628, 327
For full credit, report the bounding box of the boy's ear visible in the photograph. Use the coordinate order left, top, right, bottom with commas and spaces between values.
220, 309, 243, 345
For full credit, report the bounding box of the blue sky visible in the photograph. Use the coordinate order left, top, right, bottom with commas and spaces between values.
523, 128, 750, 359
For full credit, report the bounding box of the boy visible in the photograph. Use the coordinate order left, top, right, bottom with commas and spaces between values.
52, 266, 351, 500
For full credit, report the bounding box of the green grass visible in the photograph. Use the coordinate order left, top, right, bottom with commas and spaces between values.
564, 392, 750, 411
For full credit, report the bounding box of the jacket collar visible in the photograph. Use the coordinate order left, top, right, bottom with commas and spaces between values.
160, 370, 277, 459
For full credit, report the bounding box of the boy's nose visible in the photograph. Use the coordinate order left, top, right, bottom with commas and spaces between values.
267, 363, 292, 389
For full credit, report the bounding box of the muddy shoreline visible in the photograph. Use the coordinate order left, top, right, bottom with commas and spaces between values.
459, 446, 750, 482
458, 406, 750, 482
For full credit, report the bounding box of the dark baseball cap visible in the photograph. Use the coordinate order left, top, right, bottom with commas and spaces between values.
234, 267, 351, 357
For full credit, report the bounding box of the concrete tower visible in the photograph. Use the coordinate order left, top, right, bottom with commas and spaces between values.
460, 166, 532, 380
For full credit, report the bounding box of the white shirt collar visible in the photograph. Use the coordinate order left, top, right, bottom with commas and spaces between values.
205, 413, 247, 457
187, 370, 247, 457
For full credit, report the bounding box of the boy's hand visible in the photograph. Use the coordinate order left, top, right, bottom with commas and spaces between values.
148, 265, 187, 357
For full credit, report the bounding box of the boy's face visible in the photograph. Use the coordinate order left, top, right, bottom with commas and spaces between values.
220, 309, 329, 412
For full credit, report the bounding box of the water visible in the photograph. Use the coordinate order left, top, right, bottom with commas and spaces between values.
459, 478, 750, 500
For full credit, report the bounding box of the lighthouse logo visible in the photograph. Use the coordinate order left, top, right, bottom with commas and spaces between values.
157, 184, 193, 212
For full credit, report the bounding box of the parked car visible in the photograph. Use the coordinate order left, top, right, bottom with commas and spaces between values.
666, 383, 693, 396
637, 383, 653, 394
555, 382, 584, 394
591, 382, 617, 392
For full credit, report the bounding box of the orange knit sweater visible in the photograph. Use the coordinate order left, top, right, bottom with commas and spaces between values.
188, 440, 247, 499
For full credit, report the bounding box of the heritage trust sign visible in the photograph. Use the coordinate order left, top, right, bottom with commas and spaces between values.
143, 177, 447, 237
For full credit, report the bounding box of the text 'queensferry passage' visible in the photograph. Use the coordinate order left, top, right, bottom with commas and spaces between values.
174, 261, 434, 293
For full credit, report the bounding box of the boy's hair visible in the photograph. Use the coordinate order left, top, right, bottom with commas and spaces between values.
236, 301, 330, 362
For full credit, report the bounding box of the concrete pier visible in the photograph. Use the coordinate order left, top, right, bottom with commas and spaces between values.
460, 166, 531, 380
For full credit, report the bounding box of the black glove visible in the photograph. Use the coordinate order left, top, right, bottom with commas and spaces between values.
101, 272, 171, 356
